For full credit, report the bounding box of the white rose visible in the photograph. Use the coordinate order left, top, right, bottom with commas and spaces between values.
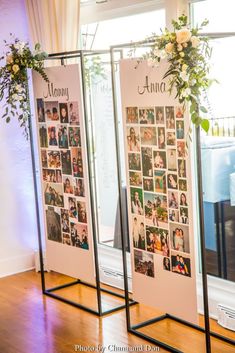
179, 52, 185, 58
180, 71, 189, 82
15, 84, 24, 93
12, 93, 20, 100
165, 42, 174, 54
176, 28, 192, 44
182, 64, 188, 72
191, 36, 200, 48
177, 44, 183, 51
190, 79, 196, 86
182, 87, 191, 98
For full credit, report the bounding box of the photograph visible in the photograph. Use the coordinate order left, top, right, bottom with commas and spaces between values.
43, 169, 62, 183
178, 159, 186, 178
61, 150, 72, 175
62, 233, 71, 245
154, 170, 166, 194
39, 124, 48, 148
58, 125, 69, 149
180, 207, 189, 224
143, 178, 154, 192
37, 98, 45, 122
169, 223, 190, 254
140, 127, 157, 146
129, 171, 142, 188
153, 150, 166, 169
144, 193, 168, 227
47, 151, 61, 169
177, 141, 186, 158
134, 249, 154, 277
132, 216, 145, 250
68, 197, 77, 218
163, 257, 171, 271
45, 101, 59, 121
167, 149, 177, 171
128, 153, 141, 171
41, 150, 47, 168
171, 251, 191, 277
165, 106, 175, 129
69, 127, 81, 147
63, 176, 74, 194
131, 187, 144, 215
126, 126, 140, 152
48, 126, 58, 147
180, 192, 188, 206
155, 106, 164, 124
44, 183, 64, 207
175, 106, 184, 119
139, 108, 155, 124
158, 127, 165, 149
166, 131, 176, 146
77, 201, 87, 223
176, 120, 184, 139
46, 206, 62, 243
179, 179, 187, 192
59, 103, 68, 123
69, 101, 79, 125
169, 209, 179, 222
70, 223, 89, 249
141, 147, 153, 177
168, 173, 178, 189
146, 226, 169, 256
71, 147, 84, 178
74, 178, 85, 197
126, 107, 138, 124
168, 191, 179, 209
61, 209, 70, 233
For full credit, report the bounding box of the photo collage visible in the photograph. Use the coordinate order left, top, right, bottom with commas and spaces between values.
37, 98, 89, 250
126, 105, 191, 278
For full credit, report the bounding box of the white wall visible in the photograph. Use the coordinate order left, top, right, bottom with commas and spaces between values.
0, 0, 38, 277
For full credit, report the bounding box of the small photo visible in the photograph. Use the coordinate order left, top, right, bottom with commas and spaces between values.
46, 206, 62, 243
132, 216, 145, 250
48, 126, 58, 147
63, 176, 74, 194
168, 191, 179, 209
153, 150, 166, 169
41, 150, 47, 168
61, 209, 70, 233
140, 127, 157, 146
139, 108, 155, 124
43, 169, 62, 183
166, 131, 176, 146
163, 257, 171, 271
169, 209, 179, 222
47, 151, 61, 169
143, 178, 154, 192
167, 149, 177, 171
68, 197, 77, 218
71, 147, 84, 178
158, 127, 166, 149
58, 125, 69, 149
134, 249, 154, 278
127, 126, 140, 152
39, 124, 48, 148
131, 187, 144, 215
146, 226, 169, 256
175, 106, 184, 119
74, 178, 85, 197
179, 179, 187, 192
37, 98, 45, 122
178, 159, 186, 178
176, 120, 185, 139
169, 223, 190, 254
129, 171, 142, 188
77, 201, 87, 223
69, 127, 81, 147
128, 153, 141, 171
45, 101, 59, 121
154, 170, 166, 194
59, 103, 69, 123
180, 207, 189, 224
168, 173, 178, 190
155, 106, 164, 124
61, 150, 72, 175
141, 147, 153, 177
180, 192, 188, 206
177, 141, 186, 158
44, 183, 64, 208
144, 193, 168, 227
165, 106, 175, 129
126, 107, 138, 124
171, 251, 191, 277
70, 223, 89, 249
63, 233, 71, 245
69, 101, 79, 125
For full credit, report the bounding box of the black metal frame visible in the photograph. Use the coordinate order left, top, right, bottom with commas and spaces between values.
110, 40, 235, 352
29, 49, 136, 316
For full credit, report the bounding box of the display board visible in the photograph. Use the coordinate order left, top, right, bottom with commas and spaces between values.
120, 59, 198, 324
32, 64, 95, 284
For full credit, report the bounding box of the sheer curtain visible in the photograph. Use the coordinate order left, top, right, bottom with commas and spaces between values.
25, 0, 80, 54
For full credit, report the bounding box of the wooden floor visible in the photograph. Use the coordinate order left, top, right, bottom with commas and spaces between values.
0, 271, 234, 353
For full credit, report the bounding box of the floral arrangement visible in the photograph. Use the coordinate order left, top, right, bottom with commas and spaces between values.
142, 15, 213, 132
0, 36, 48, 137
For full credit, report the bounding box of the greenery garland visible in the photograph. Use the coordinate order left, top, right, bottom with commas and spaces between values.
0, 36, 48, 137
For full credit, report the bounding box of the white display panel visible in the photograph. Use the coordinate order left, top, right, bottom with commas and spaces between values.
119, 59, 198, 324
32, 64, 95, 284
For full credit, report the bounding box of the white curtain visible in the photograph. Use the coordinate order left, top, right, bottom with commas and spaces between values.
25, 0, 80, 54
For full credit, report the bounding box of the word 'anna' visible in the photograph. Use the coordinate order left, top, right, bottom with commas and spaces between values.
138, 76, 166, 95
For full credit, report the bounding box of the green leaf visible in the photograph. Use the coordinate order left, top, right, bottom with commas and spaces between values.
35, 43, 41, 51
6, 117, 10, 123
201, 119, 210, 133
200, 106, 207, 113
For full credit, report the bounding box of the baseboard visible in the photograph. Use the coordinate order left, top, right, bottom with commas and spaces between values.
0, 251, 35, 278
